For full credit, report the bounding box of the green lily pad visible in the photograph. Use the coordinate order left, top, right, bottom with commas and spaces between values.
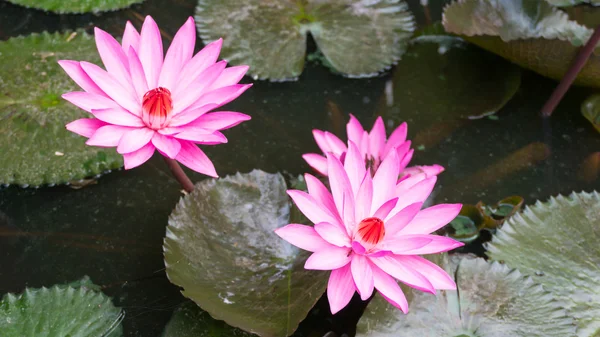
5, 0, 144, 14
487, 191, 600, 337
446, 204, 485, 242
0, 276, 123, 337
478, 195, 525, 229
378, 35, 521, 128
0, 31, 123, 187
162, 301, 255, 337
195, 0, 415, 81
442, 0, 600, 88
163, 170, 328, 337
356, 254, 576, 337
582, 94, 600, 132
546, 0, 600, 6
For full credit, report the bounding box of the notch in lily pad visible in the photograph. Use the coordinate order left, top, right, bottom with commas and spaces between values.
195, 0, 415, 81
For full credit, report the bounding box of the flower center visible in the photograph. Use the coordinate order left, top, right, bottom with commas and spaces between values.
356, 217, 385, 246
142, 87, 172, 129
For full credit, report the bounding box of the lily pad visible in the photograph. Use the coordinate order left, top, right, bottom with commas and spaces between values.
378, 35, 521, 129
442, 0, 600, 88
356, 254, 576, 337
582, 94, 600, 132
478, 195, 524, 229
163, 170, 328, 337
162, 301, 254, 337
195, 0, 415, 81
487, 191, 600, 336
0, 276, 123, 337
546, 0, 600, 6
5, 0, 144, 14
0, 31, 123, 187
446, 204, 485, 242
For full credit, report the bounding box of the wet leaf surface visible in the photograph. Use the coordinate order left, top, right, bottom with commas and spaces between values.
5, 0, 144, 13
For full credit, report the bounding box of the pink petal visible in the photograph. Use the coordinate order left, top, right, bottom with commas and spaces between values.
57, 60, 105, 96
379, 235, 433, 254
275, 224, 332, 252
314, 222, 350, 247
86, 125, 132, 147
80, 61, 140, 115
399, 149, 414, 172
139, 16, 164, 89
344, 141, 366, 196
372, 263, 408, 313
91, 107, 144, 127
173, 129, 228, 144
152, 132, 182, 159
382, 122, 407, 159
403, 164, 445, 178
327, 264, 356, 314
168, 103, 219, 128
324, 132, 347, 156
368, 117, 386, 160
186, 111, 251, 131
174, 38, 223, 94
395, 141, 412, 168
117, 127, 154, 154
327, 154, 355, 229
175, 141, 217, 177
394, 255, 456, 290
287, 190, 341, 228
302, 153, 328, 176
384, 202, 423, 234
305, 174, 339, 221
396, 235, 464, 255
122, 21, 140, 54
355, 171, 373, 221
158, 17, 196, 90
178, 84, 252, 117
372, 197, 398, 220
94, 27, 132, 90
346, 114, 365, 146
370, 255, 435, 294
372, 150, 400, 212
66, 118, 106, 138
313, 130, 330, 154
172, 61, 227, 114
62, 92, 119, 113
400, 204, 462, 235
123, 142, 155, 169
127, 47, 148, 104
206, 65, 249, 92
305, 246, 352, 270
393, 176, 437, 212
351, 254, 374, 300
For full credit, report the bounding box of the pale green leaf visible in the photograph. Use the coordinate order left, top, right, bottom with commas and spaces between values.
6, 0, 144, 14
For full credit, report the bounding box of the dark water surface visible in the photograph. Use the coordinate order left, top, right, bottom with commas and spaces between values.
1, 0, 600, 336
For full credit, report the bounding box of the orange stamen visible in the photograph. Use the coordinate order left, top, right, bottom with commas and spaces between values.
357, 217, 385, 245
143, 87, 172, 119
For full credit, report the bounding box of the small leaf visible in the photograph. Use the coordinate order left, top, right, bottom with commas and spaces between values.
5, 0, 144, 13
582, 94, 600, 132
446, 204, 484, 242
442, 0, 600, 88
163, 170, 328, 337
0, 277, 123, 337
487, 191, 600, 336
478, 195, 525, 229
545, 0, 600, 7
194, 0, 415, 81
356, 254, 576, 337
0, 31, 123, 187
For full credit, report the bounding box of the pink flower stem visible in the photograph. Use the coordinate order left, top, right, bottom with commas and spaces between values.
163, 157, 194, 193
541, 24, 600, 117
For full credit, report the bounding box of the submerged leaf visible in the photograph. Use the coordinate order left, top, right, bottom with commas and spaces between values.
195, 0, 415, 80
163, 301, 254, 337
0, 277, 123, 337
487, 191, 600, 336
5, 0, 144, 13
356, 254, 575, 337
163, 170, 328, 337
443, 0, 600, 87
582, 94, 600, 132
0, 31, 123, 187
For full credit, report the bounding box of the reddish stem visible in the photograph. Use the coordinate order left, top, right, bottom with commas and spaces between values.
163, 157, 194, 193
541, 24, 600, 117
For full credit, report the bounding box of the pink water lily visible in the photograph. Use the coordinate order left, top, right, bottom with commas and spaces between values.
276, 143, 463, 314
60, 16, 251, 176
303, 114, 443, 182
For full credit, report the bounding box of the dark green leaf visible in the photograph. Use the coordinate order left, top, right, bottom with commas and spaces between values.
6, 0, 144, 14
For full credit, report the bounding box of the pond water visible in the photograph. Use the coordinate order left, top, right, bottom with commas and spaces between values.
1, 0, 599, 336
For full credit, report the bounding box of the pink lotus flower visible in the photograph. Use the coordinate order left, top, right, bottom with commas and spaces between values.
303, 114, 443, 182
276, 143, 463, 314
60, 16, 251, 177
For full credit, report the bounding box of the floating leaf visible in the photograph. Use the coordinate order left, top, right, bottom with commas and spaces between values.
0, 31, 123, 187
478, 195, 524, 229
5, 0, 144, 14
0, 276, 123, 337
442, 0, 600, 88
356, 254, 576, 337
446, 204, 484, 242
487, 191, 600, 336
545, 0, 600, 7
163, 170, 328, 337
582, 94, 600, 132
163, 301, 254, 337
195, 0, 415, 81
